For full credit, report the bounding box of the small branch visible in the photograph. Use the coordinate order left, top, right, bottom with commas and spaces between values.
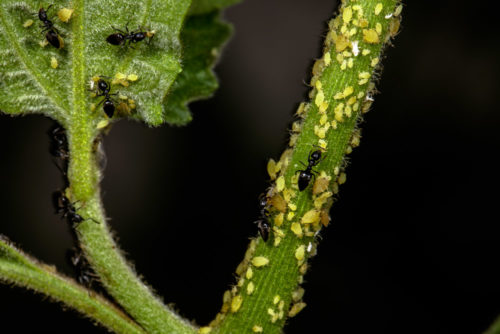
64, 122, 196, 334
207, 1, 403, 333
0, 236, 146, 334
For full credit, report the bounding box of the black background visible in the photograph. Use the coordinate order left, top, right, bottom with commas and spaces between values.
2, 1, 500, 333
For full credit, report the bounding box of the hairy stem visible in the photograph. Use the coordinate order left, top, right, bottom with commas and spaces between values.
65, 124, 196, 334
0, 237, 146, 334
206, 1, 403, 333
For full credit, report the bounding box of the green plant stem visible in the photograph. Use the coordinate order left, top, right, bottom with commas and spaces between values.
0, 237, 145, 334
208, 1, 402, 333
64, 122, 196, 334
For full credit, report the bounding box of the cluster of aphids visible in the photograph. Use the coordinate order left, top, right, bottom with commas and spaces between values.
37, 5, 155, 118
255, 149, 325, 242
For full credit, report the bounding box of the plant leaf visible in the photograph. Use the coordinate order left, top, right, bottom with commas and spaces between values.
0, 0, 191, 126
189, 0, 242, 15
162, 10, 232, 125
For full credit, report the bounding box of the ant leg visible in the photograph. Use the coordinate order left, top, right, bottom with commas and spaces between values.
111, 26, 127, 34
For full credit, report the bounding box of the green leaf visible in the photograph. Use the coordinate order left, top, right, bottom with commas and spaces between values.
0, 0, 191, 126
189, 0, 241, 16
162, 10, 232, 125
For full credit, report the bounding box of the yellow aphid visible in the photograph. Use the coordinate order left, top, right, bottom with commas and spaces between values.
23, 19, 34, 28
315, 89, 324, 107
347, 58, 354, 68
363, 29, 379, 44
252, 325, 263, 333
320, 114, 328, 125
340, 60, 347, 70
313, 177, 330, 195
336, 53, 344, 63
268, 308, 278, 323
246, 267, 253, 279
146, 30, 156, 38
296, 102, 306, 116
318, 139, 327, 149
347, 96, 357, 105
117, 102, 131, 115
287, 211, 295, 220
273, 295, 281, 304
96, 119, 109, 129
315, 80, 322, 90
274, 236, 282, 247
389, 18, 401, 37
375, 23, 382, 35
362, 48, 371, 56
267, 159, 277, 180
321, 209, 331, 227
343, 6, 353, 23
288, 302, 307, 317
252, 256, 269, 267
371, 57, 380, 67
358, 78, 369, 85
338, 172, 347, 184
302, 209, 320, 224
324, 52, 331, 65
359, 18, 369, 28
331, 120, 338, 129
291, 223, 303, 238
247, 282, 255, 295
198, 327, 212, 334
270, 193, 287, 212
292, 288, 305, 302
374, 3, 383, 15
394, 4, 403, 16
288, 203, 297, 211
276, 176, 285, 192
319, 101, 329, 113
127, 74, 139, 81
353, 102, 360, 111
91, 103, 96, 112
334, 34, 350, 52
295, 245, 306, 262
50, 57, 58, 69
57, 8, 74, 23
334, 92, 344, 100
343, 86, 354, 97
231, 295, 243, 313
300, 263, 308, 275
237, 277, 245, 287
314, 191, 333, 209
115, 72, 127, 80
345, 105, 352, 118
274, 213, 284, 226
359, 72, 371, 79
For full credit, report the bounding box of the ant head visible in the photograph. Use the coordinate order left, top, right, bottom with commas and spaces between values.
97, 79, 110, 91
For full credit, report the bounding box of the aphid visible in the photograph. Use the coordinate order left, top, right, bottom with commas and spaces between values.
38, 6, 64, 49
106, 24, 155, 47
52, 191, 99, 225
254, 194, 271, 241
93, 78, 117, 118
297, 149, 324, 191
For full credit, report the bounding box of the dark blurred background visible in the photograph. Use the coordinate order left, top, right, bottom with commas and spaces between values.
2, 1, 500, 333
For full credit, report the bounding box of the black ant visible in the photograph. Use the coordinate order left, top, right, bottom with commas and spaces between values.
48, 125, 69, 181
93, 78, 117, 118
38, 5, 64, 49
52, 190, 99, 225
254, 194, 271, 242
297, 149, 324, 191
67, 248, 98, 287
106, 23, 155, 47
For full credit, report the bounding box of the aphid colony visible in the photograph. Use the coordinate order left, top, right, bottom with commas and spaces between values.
34, 5, 155, 118
255, 149, 324, 242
